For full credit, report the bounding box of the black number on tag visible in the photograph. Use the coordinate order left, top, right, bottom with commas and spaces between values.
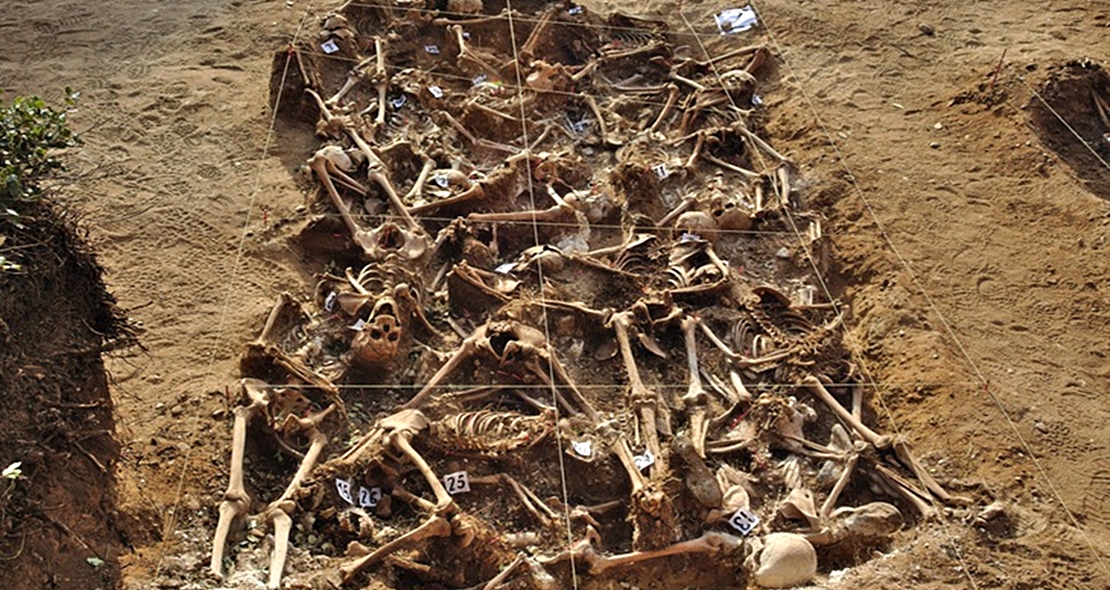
358, 486, 382, 508
728, 508, 760, 535
443, 471, 470, 495
335, 478, 353, 504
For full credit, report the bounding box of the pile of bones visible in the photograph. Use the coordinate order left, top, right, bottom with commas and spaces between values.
207, 1, 973, 588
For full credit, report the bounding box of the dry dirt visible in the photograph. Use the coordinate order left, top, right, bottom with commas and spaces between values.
1, 0, 1108, 588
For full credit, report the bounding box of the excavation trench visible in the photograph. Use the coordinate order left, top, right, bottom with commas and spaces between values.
206, 2, 984, 588
0, 201, 136, 590
1029, 59, 1110, 199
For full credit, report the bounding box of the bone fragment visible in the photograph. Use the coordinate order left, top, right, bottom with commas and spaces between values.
803, 375, 892, 449
381, 409, 457, 513
481, 552, 527, 590
586, 531, 741, 574
871, 464, 937, 519
339, 515, 452, 583
648, 84, 680, 135
892, 440, 973, 506
518, 7, 557, 62
672, 435, 721, 509
403, 332, 482, 409
820, 451, 858, 519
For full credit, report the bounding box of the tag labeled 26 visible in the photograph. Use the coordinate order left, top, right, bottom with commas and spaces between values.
358, 486, 383, 508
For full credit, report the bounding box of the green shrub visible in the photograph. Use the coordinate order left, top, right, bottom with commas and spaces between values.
1, 89, 79, 204
0, 89, 79, 270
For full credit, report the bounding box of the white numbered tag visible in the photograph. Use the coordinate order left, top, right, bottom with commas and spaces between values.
751, 94, 763, 106
350, 318, 366, 331
572, 440, 592, 457
434, 175, 450, 188
336, 478, 354, 504
425, 44, 440, 54
715, 6, 758, 35
324, 291, 338, 312
358, 486, 383, 508
494, 262, 516, 274
568, 6, 583, 14
566, 116, 588, 134
321, 40, 340, 54
727, 507, 760, 535
633, 449, 655, 471
429, 86, 444, 98
652, 163, 669, 179
472, 74, 488, 86
391, 95, 407, 109
443, 471, 471, 495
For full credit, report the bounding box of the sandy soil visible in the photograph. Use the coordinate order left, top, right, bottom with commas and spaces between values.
1, 0, 1107, 588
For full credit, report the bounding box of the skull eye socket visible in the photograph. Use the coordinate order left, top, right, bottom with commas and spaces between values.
388, 332, 399, 342
489, 332, 511, 356
370, 329, 382, 339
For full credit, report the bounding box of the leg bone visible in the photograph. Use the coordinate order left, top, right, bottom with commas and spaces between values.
587, 531, 741, 574
803, 375, 891, 449
401, 328, 484, 409
680, 316, 710, 457
209, 379, 271, 579
339, 515, 452, 583
611, 311, 663, 478
259, 405, 335, 589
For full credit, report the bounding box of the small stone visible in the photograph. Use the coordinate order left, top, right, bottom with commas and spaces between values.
930, 141, 941, 149
918, 23, 935, 36
169, 405, 184, 417
933, 122, 943, 130
294, 204, 307, 214
1033, 420, 1048, 433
